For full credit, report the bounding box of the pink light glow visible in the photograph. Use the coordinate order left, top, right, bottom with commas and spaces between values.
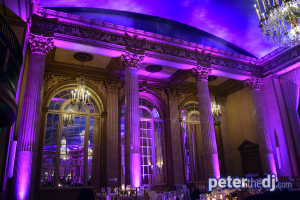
130, 153, 141, 187
14, 151, 34, 200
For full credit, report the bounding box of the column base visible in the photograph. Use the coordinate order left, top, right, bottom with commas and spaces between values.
261, 153, 277, 176
13, 151, 34, 200
130, 153, 141, 187
204, 153, 220, 179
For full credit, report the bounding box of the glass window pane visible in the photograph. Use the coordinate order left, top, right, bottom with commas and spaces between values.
42, 114, 58, 188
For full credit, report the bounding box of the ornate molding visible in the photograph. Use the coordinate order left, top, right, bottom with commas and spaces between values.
86, 79, 106, 99
191, 66, 212, 81
178, 92, 195, 106
119, 85, 125, 100
31, 12, 300, 78
261, 45, 300, 76
106, 80, 121, 94
124, 33, 146, 54
167, 88, 181, 101
43, 73, 75, 97
121, 51, 145, 70
31, 15, 260, 75
245, 76, 263, 90
29, 33, 54, 55
148, 87, 168, 106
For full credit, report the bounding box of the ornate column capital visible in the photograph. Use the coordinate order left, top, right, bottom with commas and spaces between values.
121, 51, 145, 70
192, 65, 212, 81
106, 80, 121, 93
29, 34, 54, 55
167, 88, 181, 100
245, 76, 263, 90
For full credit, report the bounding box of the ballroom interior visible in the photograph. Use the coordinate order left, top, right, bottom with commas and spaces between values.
1, 0, 300, 200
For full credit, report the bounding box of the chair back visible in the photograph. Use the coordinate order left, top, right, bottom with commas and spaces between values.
93, 189, 104, 200
278, 176, 291, 182
294, 176, 300, 189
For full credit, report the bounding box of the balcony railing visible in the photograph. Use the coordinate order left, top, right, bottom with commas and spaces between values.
0, 13, 23, 98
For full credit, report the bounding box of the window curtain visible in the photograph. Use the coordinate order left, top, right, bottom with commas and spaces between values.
280, 67, 300, 167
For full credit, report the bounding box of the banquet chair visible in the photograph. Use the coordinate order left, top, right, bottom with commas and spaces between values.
278, 176, 291, 182
117, 189, 137, 200
94, 189, 105, 200
293, 176, 300, 189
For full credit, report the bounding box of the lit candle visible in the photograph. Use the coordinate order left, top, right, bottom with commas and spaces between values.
255, 5, 261, 20
256, 0, 263, 16
262, 0, 267, 12
71, 91, 74, 100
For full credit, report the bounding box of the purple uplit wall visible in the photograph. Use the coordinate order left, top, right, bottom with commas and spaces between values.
41, 0, 276, 58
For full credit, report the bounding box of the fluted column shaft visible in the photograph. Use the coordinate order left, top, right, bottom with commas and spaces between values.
168, 90, 185, 184
193, 66, 220, 179
106, 81, 120, 187
247, 77, 277, 176
12, 34, 53, 200
122, 52, 144, 187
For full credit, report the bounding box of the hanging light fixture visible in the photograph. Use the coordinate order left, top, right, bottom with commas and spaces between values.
254, 0, 300, 46
60, 136, 70, 160
63, 114, 74, 128
69, 76, 92, 113
70, 52, 94, 113
211, 96, 222, 123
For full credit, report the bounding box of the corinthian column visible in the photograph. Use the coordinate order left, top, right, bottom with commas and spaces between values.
246, 77, 277, 176
106, 81, 120, 187
12, 34, 53, 200
121, 51, 144, 187
192, 66, 220, 179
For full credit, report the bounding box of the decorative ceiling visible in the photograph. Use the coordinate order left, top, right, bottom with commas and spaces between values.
40, 0, 277, 58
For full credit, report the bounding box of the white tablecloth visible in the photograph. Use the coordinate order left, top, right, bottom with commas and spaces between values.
106, 193, 145, 200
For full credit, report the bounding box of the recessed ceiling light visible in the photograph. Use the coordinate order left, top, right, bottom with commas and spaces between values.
145, 65, 162, 73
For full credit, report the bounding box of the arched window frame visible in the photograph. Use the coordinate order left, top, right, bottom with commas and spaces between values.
181, 101, 205, 183
40, 88, 102, 189
120, 97, 166, 185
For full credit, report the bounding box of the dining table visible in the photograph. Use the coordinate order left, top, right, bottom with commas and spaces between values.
106, 192, 145, 200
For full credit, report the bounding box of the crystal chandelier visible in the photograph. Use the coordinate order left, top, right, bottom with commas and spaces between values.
69, 76, 92, 113
211, 96, 222, 123
60, 136, 70, 160
63, 114, 74, 128
254, 0, 300, 46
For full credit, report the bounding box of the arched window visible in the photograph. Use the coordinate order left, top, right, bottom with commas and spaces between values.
181, 102, 205, 182
120, 98, 166, 185
41, 89, 101, 188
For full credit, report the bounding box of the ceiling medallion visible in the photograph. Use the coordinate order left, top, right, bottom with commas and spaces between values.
145, 65, 163, 73
73, 52, 94, 62
208, 75, 217, 82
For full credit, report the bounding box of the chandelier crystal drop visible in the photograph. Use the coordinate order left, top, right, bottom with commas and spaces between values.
254, 0, 300, 46
69, 76, 93, 113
